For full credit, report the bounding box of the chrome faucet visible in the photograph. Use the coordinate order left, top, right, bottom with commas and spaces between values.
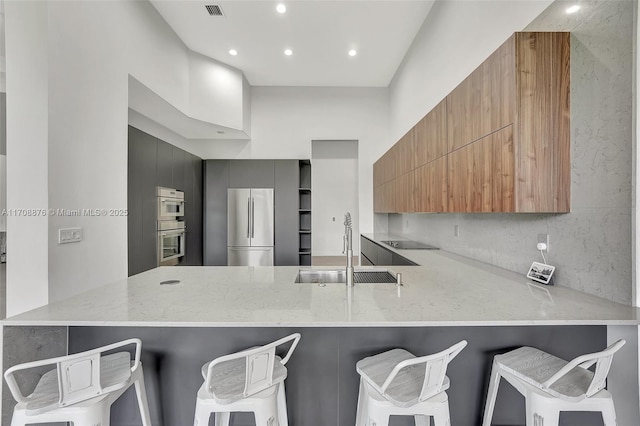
343, 212, 354, 287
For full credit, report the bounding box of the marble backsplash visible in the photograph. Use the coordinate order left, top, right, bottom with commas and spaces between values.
386, 0, 634, 305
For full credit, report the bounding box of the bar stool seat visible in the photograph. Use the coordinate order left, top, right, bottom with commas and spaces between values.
482, 340, 626, 426
193, 333, 301, 426
4, 338, 151, 426
355, 341, 467, 426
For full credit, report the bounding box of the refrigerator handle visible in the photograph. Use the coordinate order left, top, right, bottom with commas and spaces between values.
247, 197, 251, 238
251, 197, 255, 238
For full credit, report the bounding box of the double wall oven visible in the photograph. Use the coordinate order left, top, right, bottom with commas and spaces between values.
157, 187, 186, 266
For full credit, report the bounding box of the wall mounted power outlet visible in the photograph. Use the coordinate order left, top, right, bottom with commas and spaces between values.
537, 234, 549, 252
59, 227, 83, 244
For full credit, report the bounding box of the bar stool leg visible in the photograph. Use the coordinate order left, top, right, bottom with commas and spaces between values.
215, 411, 231, 426
134, 369, 152, 426
600, 399, 618, 426
431, 401, 451, 426
193, 401, 210, 426
276, 382, 289, 426
525, 393, 560, 426
482, 361, 502, 426
355, 378, 368, 426
414, 414, 430, 426
366, 402, 390, 426
253, 393, 279, 426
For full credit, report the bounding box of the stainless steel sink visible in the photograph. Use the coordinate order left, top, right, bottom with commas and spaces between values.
295, 269, 398, 284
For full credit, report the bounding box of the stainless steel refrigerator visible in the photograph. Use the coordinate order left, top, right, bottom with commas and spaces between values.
227, 188, 275, 266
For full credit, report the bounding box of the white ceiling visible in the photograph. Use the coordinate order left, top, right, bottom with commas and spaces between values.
149, 0, 435, 87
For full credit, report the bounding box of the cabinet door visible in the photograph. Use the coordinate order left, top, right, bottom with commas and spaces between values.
448, 125, 514, 212
376, 245, 393, 266
373, 159, 384, 188
360, 236, 378, 265
229, 160, 275, 188
395, 171, 415, 213
274, 161, 298, 266
447, 66, 482, 152
380, 147, 397, 184
447, 36, 515, 152
515, 32, 570, 213
128, 126, 158, 275
203, 160, 230, 265
156, 140, 173, 188
395, 129, 415, 177
415, 156, 448, 213
381, 180, 396, 213
415, 99, 447, 165
392, 252, 417, 266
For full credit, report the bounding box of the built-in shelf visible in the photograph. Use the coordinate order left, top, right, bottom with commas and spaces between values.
298, 160, 312, 265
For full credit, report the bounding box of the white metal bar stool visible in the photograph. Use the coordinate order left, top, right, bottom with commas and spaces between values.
193, 333, 301, 426
482, 339, 626, 426
4, 338, 151, 426
355, 340, 467, 426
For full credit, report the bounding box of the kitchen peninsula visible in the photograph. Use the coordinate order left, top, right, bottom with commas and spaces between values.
3, 242, 639, 425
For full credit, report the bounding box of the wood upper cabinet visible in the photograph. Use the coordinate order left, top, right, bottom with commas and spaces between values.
447, 36, 516, 152
395, 171, 416, 213
514, 32, 570, 213
374, 31, 569, 214
416, 99, 447, 166
395, 128, 415, 176
415, 156, 448, 213
448, 125, 514, 212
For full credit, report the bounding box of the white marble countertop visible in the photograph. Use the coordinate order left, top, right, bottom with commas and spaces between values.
3, 234, 639, 327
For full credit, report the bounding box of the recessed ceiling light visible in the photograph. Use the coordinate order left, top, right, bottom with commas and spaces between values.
228, 49, 238, 56
565, 4, 581, 14
348, 49, 357, 57
284, 49, 293, 56
276, 3, 286, 14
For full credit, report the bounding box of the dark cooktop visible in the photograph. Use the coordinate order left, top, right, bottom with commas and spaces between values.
381, 240, 439, 250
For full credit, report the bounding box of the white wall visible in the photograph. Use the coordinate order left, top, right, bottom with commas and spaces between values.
194, 86, 389, 236
4, 0, 250, 311
188, 51, 245, 130
4, 0, 48, 316
311, 140, 359, 256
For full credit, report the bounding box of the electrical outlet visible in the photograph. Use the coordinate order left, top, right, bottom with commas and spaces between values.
454, 225, 460, 237
537, 233, 549, 252
59, 227, 83, 244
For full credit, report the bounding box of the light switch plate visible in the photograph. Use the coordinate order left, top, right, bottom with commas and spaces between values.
59, 227, 83, 244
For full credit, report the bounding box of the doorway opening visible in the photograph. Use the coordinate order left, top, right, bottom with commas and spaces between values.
311, 140, 359, 266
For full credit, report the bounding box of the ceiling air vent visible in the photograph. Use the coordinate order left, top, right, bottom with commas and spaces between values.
205, 4, 224, 17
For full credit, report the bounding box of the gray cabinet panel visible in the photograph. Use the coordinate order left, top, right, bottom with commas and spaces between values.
128, 126, 158, 276
275, 161, 299, 266
128, 127, 203, 273
185, 155, 203, 266
360, 236, 417, 266
204, 160, 230, 265
360, 236, 378, 265
171, 146, 187, 191
156, 140, 173, 188
229, 160, 275, 188
127, 127, 143, 276
377, 245, 393, 265
139, 132, 159, 273
392, 252, 418, 266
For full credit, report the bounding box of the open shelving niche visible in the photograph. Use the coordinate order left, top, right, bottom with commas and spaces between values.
298, 160, 312, 266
